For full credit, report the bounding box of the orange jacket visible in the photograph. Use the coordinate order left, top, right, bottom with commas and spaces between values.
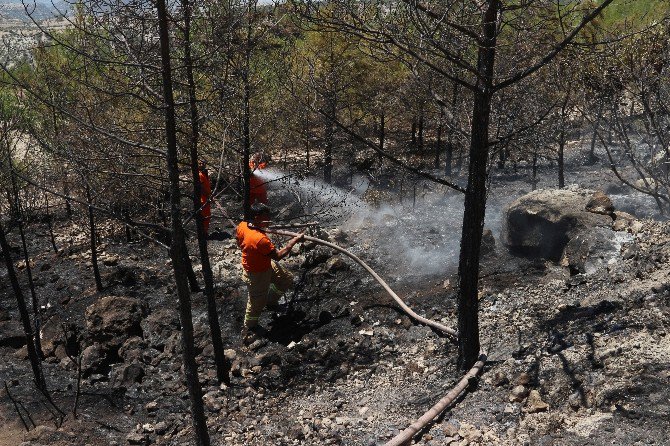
249, 173, 267, 204
199, 170, 211, 204
236, 221, 275, 272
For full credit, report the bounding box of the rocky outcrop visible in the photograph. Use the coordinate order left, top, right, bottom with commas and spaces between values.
82, 296, 146, 376
562, 227, 632, 275
0, 320, 25, 348
85, 296, 144, 348
502, 188, 615, 260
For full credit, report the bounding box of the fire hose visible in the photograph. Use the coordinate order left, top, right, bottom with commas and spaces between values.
264, 228, 487, 446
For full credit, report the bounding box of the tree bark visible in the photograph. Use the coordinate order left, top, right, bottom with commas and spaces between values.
378, 112, 385, 169
45, 194, 59, 253
182, 0, 230, 385
457, 0, 499, 371
418, 111, 424, 152
0, 221, 48, 393
242, 2, 253, 220
588, 100, 603, 163
3, 135, 44, 357
155, 0, 211, 444
85, 184, 103, 292
435, 123, 442, 169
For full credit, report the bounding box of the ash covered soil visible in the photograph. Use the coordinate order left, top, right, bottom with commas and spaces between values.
1, 165, 669, 446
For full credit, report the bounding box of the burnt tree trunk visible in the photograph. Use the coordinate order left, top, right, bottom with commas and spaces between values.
3, 137, 44, 357
417, 111, 424, 152
45, 194, 58, 253
242, 4, 252, 220
378, 112, 385, 169
435, 122, 442, 169
324, 88, 336, 184
0, 221, 48, 393
532, 150, 538, 190
85, 184, 103, 292
183, 0, 230, 385
588, 100, 603, 163
411, 117, 417, 149
17, 219, 43, 359
156, 1, 211, 444
457, 0, 499, 370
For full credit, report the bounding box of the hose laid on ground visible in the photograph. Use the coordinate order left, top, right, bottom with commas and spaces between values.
265, 228, 457, 338
266, 228, 487, 446
385, 354, 487, 446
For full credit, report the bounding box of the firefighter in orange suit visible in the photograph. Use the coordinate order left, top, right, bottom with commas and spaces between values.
249, 153, 268, 205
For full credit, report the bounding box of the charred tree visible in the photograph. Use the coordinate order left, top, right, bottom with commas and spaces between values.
435, 122, 442, 169
242, 1, 253, 220
182, 0, 230, 385
0, 221, 48, 393
456, 0, 500, 370
85, 183, 103, 292
45, 195, 59, 253
378, 112, 385, 169
156, 0, 211, 444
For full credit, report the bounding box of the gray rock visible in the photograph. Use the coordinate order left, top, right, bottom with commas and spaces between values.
0, 320, 25, 348
81, 343, 107, 377
85, 296, 145, 349
502, 188, 614, 260
525, 390, 549, 413
110, 362, 145, 386
509, 385, 529, 402
562, 227, 631, 275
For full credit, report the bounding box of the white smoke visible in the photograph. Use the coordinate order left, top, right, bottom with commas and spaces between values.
255, 168, 508, 278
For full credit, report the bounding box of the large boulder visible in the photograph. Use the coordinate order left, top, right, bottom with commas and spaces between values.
141, 308, 179, 351
0, 320, 25, 348
84, 296, 144, 349
502, 188, 615, 260
562, 227, 632, 275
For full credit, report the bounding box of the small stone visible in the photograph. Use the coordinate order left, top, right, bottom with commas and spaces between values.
525, 390, 549, 413
358, 406, 369, 415
443, 421, 460, 437
516, 372, 531, 385
509, 385, 529, 402
224, 349, 237, 361
126, 432, 147, 445
154, 421, 169, 435
145, 401, 159, 412
490, 371, 508, 386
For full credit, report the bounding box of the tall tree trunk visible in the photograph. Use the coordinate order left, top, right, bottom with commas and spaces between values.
156, 1, 211, 444
558, 92, 570, 189
324, 89, 335, 184
17, 218, 44, 359
435, 122, 442, 169
182, 0, 230, 385
532, 150, 538, 191
3, 135, 44, 357
304, 110, 310, 169
378, 112, 385, 169
45, 194, 58, 253
457, 0, 499, 371
588, 100, 603, 163
242, 3, 252, 220
417, 111, 424, 152
0, 221, 48, 393
411, 117, 417, 149
85, 184, 103, 292
558, 141, 565, 188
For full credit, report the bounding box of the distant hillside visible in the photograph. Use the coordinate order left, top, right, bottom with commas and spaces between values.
604, 0, 670, 26
0, 0, 70, 23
